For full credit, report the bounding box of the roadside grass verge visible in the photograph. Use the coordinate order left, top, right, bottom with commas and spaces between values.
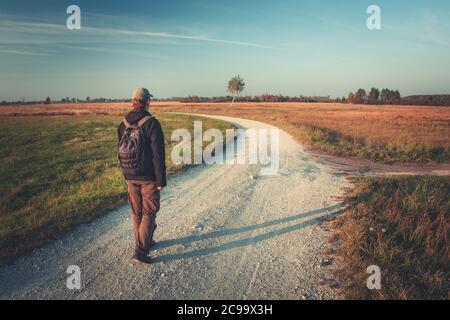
0, 113, 232, 265
329, 176, 449, 299
303, 125, 450, 163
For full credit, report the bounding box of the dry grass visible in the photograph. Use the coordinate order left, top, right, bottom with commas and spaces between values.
151, 102, 450, 148
329, 176, 449, 300
3, 102, 448, 148
0, 102, 131, 117
0, 102, 179, 117
5, 101, 447, 162
152, 102, 450, 162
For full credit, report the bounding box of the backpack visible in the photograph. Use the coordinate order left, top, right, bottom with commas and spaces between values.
118, 116, 153, 176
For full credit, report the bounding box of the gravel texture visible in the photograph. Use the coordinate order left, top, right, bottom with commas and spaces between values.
0, 115, 349, 300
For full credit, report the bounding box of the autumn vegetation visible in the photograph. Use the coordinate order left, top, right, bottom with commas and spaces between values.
1, 101, 448, 300
147, 102, 450, 163
2, 92, 449, 106
329, 176, 449, 300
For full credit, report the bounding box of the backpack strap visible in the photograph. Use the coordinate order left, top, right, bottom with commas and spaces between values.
123, 118, 131, 129
123, 116, 153, 129
136, 116, 153, 128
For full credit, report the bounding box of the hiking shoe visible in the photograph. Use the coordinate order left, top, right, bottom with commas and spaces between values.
131, 253, 152, 266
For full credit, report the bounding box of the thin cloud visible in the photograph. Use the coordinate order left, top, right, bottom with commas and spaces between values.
109, 29, 274, 49
57, 45, 165, 59
0, 19, 275, 49
0, 49, 55, 56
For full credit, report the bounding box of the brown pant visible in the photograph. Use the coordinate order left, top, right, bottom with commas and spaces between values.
127, 180, 161, 255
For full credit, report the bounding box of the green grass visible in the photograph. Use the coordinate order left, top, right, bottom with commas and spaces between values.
330, 176, 449, 299
0, 113, 232, 265
305, 125, 450, 163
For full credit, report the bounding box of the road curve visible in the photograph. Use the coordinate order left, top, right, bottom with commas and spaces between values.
0, 115, 349, 300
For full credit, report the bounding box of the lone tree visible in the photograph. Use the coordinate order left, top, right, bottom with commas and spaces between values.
44, 97, 51, 104
227, 75, 245, 107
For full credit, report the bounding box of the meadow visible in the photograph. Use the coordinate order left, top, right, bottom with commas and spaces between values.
150, 102, 450, 163
1, 102, 449, 299
5, 101, 449, 163
0, 112, 232, 264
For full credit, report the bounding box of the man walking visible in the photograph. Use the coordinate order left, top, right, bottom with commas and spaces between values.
118, 88, 167, 265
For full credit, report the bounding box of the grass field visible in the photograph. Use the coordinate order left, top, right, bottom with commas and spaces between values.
150, 102, 450, 163
0, 112, 232, 265
2, 102, 449, 298
3, 101, 449, 163
328, 176, 449, 300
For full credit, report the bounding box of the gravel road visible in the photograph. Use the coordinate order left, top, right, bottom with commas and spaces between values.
0, 115, 349, 300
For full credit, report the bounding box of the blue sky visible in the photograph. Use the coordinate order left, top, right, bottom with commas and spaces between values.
0, 0, 449, 101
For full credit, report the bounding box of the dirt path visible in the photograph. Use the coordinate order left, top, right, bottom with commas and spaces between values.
0, 115, 350, 300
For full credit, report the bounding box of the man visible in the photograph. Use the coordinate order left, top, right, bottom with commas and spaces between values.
118, 88, 167, 265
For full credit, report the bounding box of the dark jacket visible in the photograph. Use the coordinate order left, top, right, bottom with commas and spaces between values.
118, 109, 167, 187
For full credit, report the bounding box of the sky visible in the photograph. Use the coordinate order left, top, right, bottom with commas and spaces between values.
0, 0, 449, 101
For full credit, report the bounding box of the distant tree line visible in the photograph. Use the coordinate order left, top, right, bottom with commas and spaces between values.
58, 97, 131, 103
343, 89, 450, 106
1, 93, 450, 107
0, 97, 132, 105
401, 95, 450, 106
345, 88, 402, 104
167, 94, 333, 103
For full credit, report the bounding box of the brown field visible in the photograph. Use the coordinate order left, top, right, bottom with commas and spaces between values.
2, 101, 450, 162
154, 102, 450, 147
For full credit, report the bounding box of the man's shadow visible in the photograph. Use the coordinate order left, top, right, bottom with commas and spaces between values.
152, 203, 345, 264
